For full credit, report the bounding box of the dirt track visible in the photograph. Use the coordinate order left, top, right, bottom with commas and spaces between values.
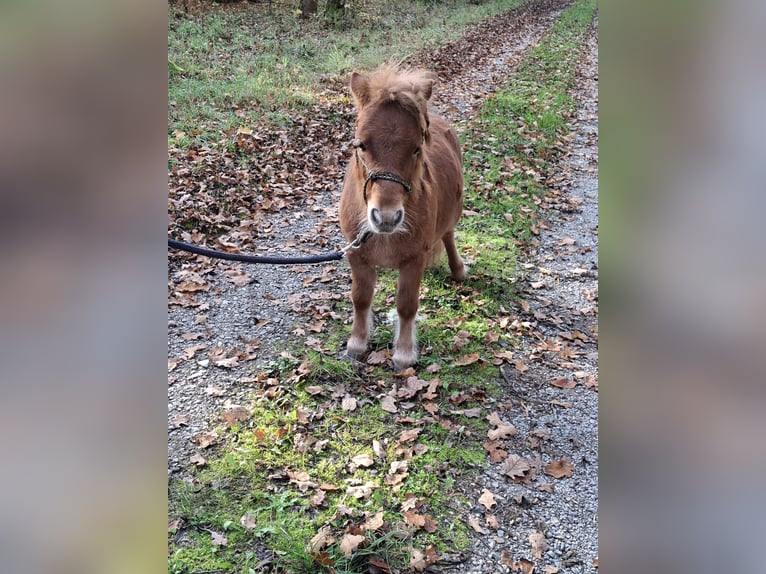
168, 1, 597, 570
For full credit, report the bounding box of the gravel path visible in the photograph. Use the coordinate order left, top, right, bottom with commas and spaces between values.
440, 20, 598, 572
168, 2, 597, 570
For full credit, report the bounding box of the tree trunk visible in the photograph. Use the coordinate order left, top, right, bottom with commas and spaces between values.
301, 0, 317, 17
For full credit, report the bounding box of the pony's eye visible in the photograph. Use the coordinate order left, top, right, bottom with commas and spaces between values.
353, 139, 366, 151
414, 146, 422, 156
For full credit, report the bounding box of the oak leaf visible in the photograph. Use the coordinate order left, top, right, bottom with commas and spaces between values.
501, 454, 531, 480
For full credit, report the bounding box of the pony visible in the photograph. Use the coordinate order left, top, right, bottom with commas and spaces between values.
339, 65, 466, 369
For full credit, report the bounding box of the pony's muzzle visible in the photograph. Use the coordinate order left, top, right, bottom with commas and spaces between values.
369, 206, 404, 234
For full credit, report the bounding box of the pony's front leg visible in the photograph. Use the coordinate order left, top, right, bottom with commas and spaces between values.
347, 260, 377, 359
392, 260, 427, 369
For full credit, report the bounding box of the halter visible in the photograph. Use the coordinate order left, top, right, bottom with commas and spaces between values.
352, 140, 412, 204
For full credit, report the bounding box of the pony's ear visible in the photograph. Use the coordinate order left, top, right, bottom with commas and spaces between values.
350, 72, 371, 109
417, 72, 438, 101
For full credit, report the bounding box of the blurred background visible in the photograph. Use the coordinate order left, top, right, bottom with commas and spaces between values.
0, 0, 763, 572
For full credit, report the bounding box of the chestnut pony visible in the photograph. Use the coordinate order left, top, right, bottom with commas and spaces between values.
340, 66, 466, 369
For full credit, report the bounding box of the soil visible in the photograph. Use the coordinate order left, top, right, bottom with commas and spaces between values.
168, 1, 597, 571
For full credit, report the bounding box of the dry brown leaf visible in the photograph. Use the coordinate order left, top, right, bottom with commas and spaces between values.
351, 453, 374, 468
305, 385, 324, 395
542, 566, 559, 573
240, 512, 257, 530
501, 454, 531, 480
380, 395, 398, 413
478, 488, 497, 510
339, 533, 366, 558
341, 395, 357, 411
454, 352, 480, 366
484, 439, 508, 463
467, 515, 486, 534
529, 531, 549, 559
514, 359, 529, 373
169, 414, 190, 428
221, 405, 249, 426
398, 428, 421, 443
362, 510, 385, 532
485, 513, 499, 530
189, 453, 206, 467
549, 377, 576, 389
366, 349, 388, 365
403, 510, 427, 529
210, 531, 227, 547
310, 490, 326, 507
544, 459, 574, 479
346, 482, 376, 499
194, 431, 218, 448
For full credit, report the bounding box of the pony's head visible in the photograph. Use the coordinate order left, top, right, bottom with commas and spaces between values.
349, 66, 436, 235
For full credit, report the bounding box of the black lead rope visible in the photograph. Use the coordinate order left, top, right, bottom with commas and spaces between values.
168, 229, 373, 265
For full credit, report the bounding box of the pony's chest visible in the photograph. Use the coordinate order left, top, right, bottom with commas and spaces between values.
361, 234, 430, 269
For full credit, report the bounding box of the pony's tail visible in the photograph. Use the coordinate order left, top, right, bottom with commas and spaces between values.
426, 241, 444, 268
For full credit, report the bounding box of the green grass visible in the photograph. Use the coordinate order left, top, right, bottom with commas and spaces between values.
168, 0, 596, 571
168, 0, 526, 143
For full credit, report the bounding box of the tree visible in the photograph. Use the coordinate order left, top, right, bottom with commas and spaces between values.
300, 0, 317, 18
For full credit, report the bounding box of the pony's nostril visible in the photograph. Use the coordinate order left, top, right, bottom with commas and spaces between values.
370, 208, 382, 226
393, 209, 403, 226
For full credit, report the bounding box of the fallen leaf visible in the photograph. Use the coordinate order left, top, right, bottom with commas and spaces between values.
169, 414, 190, 428
529, 531, 549, 559
351, 453, 374, 468
478, 489, 497, 510
362, 510, 384, 532
549, 400, 572, 408
240, 512, 257, 530
309, 526, 335, 553
454, 352, 480, 366
513, 558, 535, 574
310, 489, 326, 507
221, 405, 249, 426
189, 453, 206, 467
341, 395, 357, 411
339, 533, 366, 558
485, 513, 499, 529
483, 439, 508, 463
380, 395, 398, 413
403, 510, 427, 529
210, 531, 227, 546
467, 515, 486, 534
366, 350, 388, 365
544, 459, 574, 479
514, 359, 530, 372
398, 426, 421, 443
168, 518, 182, 532
549, 377, 576, 389
542, 566, 559, 573
346, 482, 377, 499
194, 431, 218, 448
501, 454, 531, 480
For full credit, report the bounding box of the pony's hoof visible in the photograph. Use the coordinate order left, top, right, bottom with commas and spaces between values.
451, 262, 468, 282
392, 349, 418, 370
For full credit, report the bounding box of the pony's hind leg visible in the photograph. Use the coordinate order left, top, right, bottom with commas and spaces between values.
347, 261, 376, 359
392, 260, 426, 369
442, 229, 466, 282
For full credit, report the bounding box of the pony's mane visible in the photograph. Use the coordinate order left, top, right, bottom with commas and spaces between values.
364, 65, 435, 138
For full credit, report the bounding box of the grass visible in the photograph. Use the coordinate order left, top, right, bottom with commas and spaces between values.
168, 0, 527, 144
168, 0, 596, 571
